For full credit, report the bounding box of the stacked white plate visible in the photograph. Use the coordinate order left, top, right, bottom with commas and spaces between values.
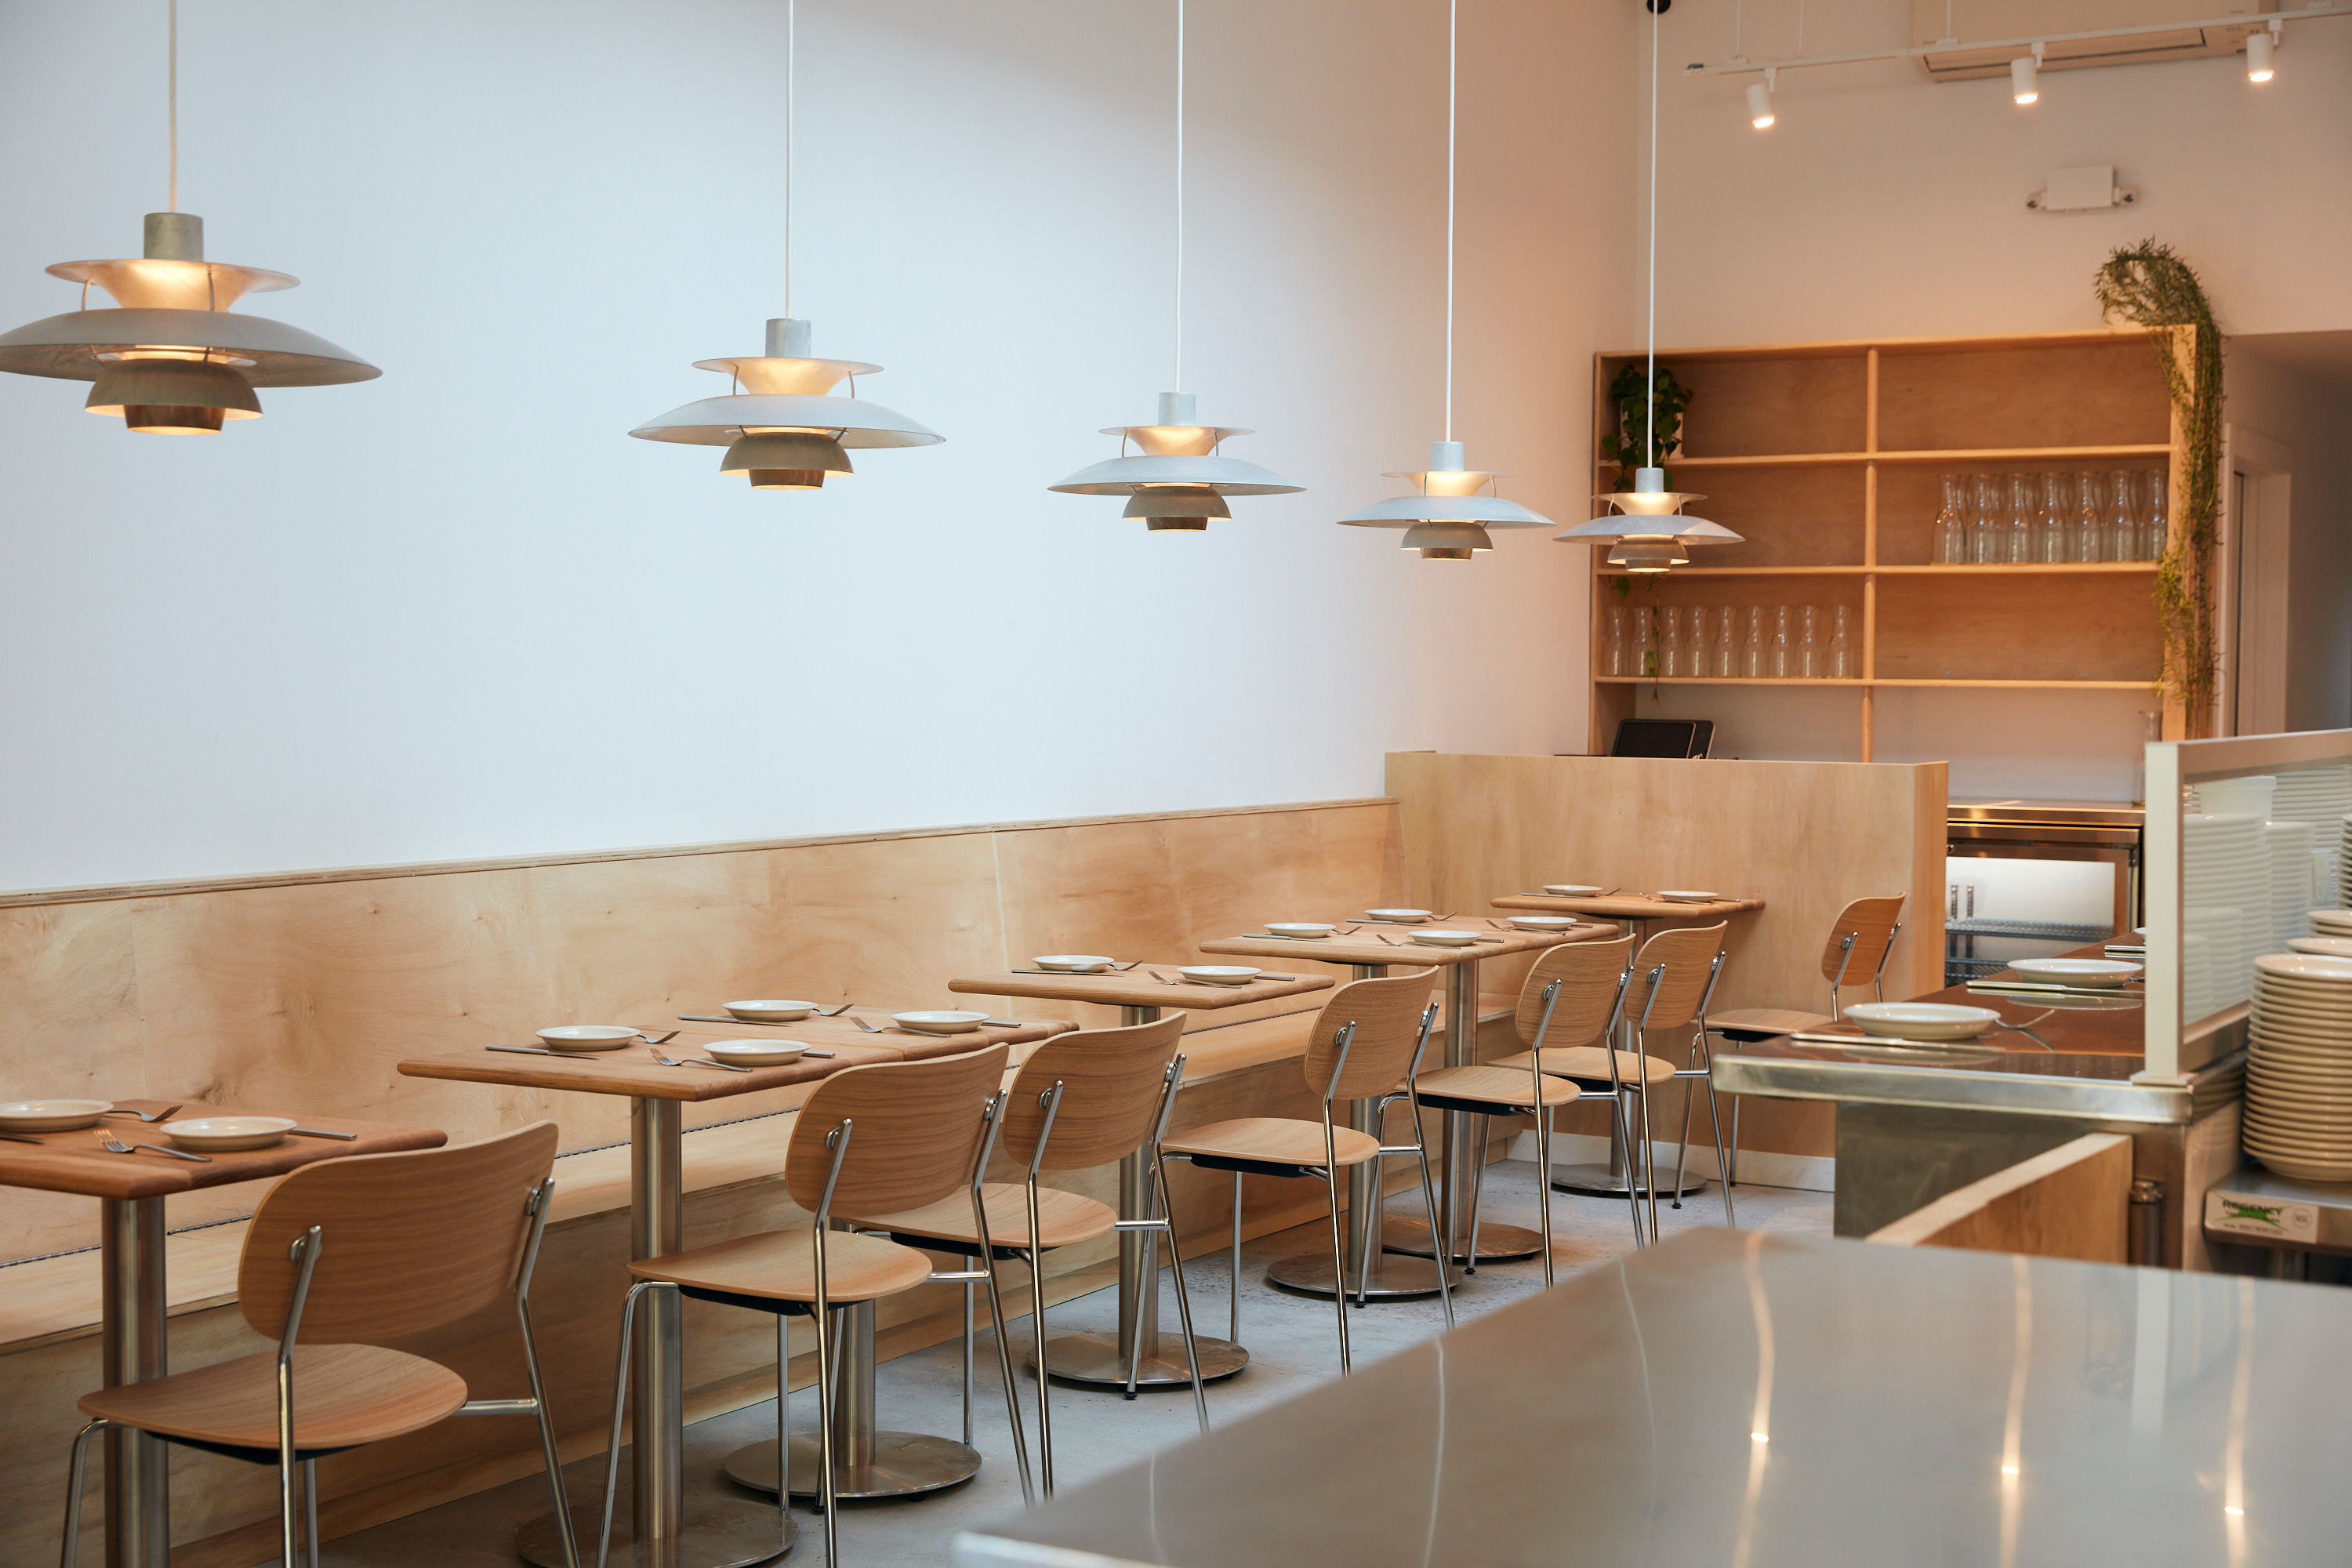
2243, 953, 2352, 1181
2271, 766, 2352, 829
2197, 775, 2277, 819
2341, 814, 2352, 909
2263, 820, 2318, 953
2182, 813, 2265, 1009
2310, 908, 2352, 939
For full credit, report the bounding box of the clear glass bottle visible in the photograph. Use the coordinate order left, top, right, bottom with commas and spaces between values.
2072, 471, 2104, 563
1770, 605, 1792, 677
1741, 606, 1765, 677
1933, 474, 1965, 564
2109, 470, 2140, 562
1660, 605, 1683, 677
1635, 605, 1658, 678
2005, 472, 2034, 564
1829, 605, 1853, 678
2141, 471, 2169, 561
2036, 472, 2068, 563
1797, 604, 1820, 678
1970, 474, 2000, 564
1716, 605, 1737, 677
1606, 605, 1628, 677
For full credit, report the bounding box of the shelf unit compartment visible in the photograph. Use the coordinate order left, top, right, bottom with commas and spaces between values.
1871, 572, 2161, 684
1875, 458, 2172, 568
1631, 463, 1866, 568
1875, 340, 2171, 453
1597, 351, 1867, 459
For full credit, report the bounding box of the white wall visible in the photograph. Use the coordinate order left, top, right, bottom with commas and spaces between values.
0, 0, 1635, 892
1595, 0, 2352, 797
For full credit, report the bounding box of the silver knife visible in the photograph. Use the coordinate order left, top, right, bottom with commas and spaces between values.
285, 1127, 358, 1141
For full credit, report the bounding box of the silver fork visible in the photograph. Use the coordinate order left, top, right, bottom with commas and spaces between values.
102, 1104, 183, 1123
634, 1030, 682, 1045
847, 1014, 883, 1033
94, 1128, 210, 1163
650, 1050, 750, 1073
817, 1003, 855, 1017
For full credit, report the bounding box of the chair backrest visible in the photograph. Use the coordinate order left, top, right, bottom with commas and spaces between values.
1514, 934, 1637, 1048
1628, 923, 1729, 1031
1820, 895, 1906, 986
1000, 1014, 1186, 1172
786, 1044, 1011, 1221
1302, 968, 1439, 1103
240, 1122, 559, 1344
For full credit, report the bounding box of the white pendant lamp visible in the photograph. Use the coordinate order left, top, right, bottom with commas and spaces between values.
1555, 0, 1741, 572
0, 2, 378, 433
631, 0, 940, 488
1049, 0, 1300, 531
1338, 0, 1552, 561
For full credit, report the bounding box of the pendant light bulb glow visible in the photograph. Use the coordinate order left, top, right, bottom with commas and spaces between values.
1746, 80, 1775, 129
0, 7, 379, 430
1337, 0, 1554, 559
2246, 27, 2276, 82
2011, 53, 2039, 104
631, 0, 942, 491
1051, 0, 1300, 531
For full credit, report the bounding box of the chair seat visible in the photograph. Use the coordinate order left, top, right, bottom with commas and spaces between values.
869, 1182, 1116, 1251
1410, 1065, 1584, 1110
1709, 1007, 1832, 1037
1163, 1116, 1381, 1169
79, 1343, 466, 1455
1494, 1047, 1676, 1087
629, 1226, 935, 1305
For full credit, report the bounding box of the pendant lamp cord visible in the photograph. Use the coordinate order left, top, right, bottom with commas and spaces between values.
784, 0, 795, 318
1645, 0, 1658, 469
166, 0, 178, 212
1172, 0, 1185, 394
1443, 0, 1456, 444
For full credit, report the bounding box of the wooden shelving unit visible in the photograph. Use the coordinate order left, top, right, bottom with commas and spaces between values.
1586, 328, 2194, 759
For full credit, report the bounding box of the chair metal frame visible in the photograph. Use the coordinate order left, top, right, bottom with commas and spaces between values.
1722, 914, 1903, 1186
595, 1094, 1025, 1568
60, 1178, 578, 1568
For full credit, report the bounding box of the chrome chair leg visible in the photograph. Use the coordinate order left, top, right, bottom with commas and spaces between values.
1153, 1154, 1211, 1435
811, 1277, 839, 1567
595, 1281, 666, 1568
1535, 1103, 1557, 1288
301, 1458, 321, 1568
960, 1282, 975, 1446
57, 1418, 114, 1568
1639, 1076, 1662, 1243
1025, 1180, 1055, 1496
1702, 1049, 1737, 1225
776, 1317, 794, 1528
1613, 1090, 1645, 1247
1671, 1052, 1699, 1210
1464, 1114, 1490, 1272
1319, 1112, 1352, 1374
1409, 1126, 1454, 1330
516, 1283, 581, 1568
1229, 1171, 1243, 1346
977, 1247, 1035, 1506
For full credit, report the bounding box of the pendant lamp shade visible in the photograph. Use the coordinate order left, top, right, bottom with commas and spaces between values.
0, 213, 379, 433
1554, 466, 1742, 572
630, 317, 941, 488
1051, 391, 1301, 531
1339, 441, 1554, 558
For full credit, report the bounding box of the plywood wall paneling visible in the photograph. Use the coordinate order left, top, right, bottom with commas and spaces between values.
1867, 1132, 2132, 1261
1875, 341, 2171, 452
1873, 574, 2162, 683
1619, 353, 1870, 457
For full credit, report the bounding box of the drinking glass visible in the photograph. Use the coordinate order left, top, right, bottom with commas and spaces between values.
1970, 474, 2000, 564
2142, 472, 2169, 561
1660, 605, 1684, 677
2005, 472, 2033, 564
2036, 472, 2068, 563
2072, 472, 2103, 563
1741, 606, 1765, 677
1770, 605, 1792, 677
1933, 474, 1965, 564
2108, 470, 2140, 562
1606, 605, 1628, 676
1797, 605, 1820, 678
1634, 604, 1658, 677
1829, 605, 1853, 679
1715, 605, 1737, 677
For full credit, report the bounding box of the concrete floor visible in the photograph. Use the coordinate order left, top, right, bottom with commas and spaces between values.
296, 1163, 1831, 1566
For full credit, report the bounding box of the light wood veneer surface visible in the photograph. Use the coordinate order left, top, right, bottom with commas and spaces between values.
0, 1101, 445, 1201
949, 968, 1333, 1011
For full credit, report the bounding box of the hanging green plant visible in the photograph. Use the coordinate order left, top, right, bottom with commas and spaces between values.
2093, 241, 2220, 735
1601, 363, 1691, 492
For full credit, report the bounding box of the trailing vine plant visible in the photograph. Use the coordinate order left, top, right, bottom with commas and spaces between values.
1602, 362, 1691, 492
2093, 241, 2221, 735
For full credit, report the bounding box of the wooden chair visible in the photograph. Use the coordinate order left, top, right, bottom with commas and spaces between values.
59, 1124, 577, 1568
1492, 934, 1646, 1245
594, 1045, 1016, 1567
873, 1014, 1205, 1496
1160, 968, 1450, 1375
1706, 894, 1905, 1186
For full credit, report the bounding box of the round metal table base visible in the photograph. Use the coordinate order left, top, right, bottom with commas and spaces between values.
1264, 1250, 1457, 1300
1548, 1162, 1709, 1200
517, 1494, 792, 1568
721, 1432, 981, 1499
1378, 1216, 1545, 1265
1033, 1330, 1249, 1391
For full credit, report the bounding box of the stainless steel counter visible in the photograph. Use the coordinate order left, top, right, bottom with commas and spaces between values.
953, 1229, 2352, 1567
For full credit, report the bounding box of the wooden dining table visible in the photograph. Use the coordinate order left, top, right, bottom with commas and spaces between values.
1199, 917, 1619, 1282
945, 964, 1335, 1392
0, 1100, 444, 1568
399, 1008, 1073, 1567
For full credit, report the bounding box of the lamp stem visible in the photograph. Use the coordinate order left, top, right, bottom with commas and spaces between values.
167, 0, 178, 212
1646, 0, 1657, 470
785, 0, 795, 319
1172, 0, 1185, 394
1444, 0, 1456, 445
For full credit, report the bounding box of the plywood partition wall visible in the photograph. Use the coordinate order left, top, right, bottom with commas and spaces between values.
1386, 751, 1947, 1163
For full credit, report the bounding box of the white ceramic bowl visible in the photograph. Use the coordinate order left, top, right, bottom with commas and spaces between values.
538, 1025, 641, 1051
1180, 966, 1261, 987
1266, 923, 1336, 939
1410, 929, 1482, 947
0, 1099, 111, 1133
1842, 1002, 2003, 1040
2009, 958, 2143, 988
167, 1116, 296, 1153
1365, 909, 1432, 924
2289, 937, 2352, 960
892, 1011, 989, 1035
1508, 915, 1577, 931
705, 1040, 811, 1067
1032, 956, 1113, 973
1656, 890, 1721, 904
1543, 884, 1602, 897
724, 1000, 816, 1022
